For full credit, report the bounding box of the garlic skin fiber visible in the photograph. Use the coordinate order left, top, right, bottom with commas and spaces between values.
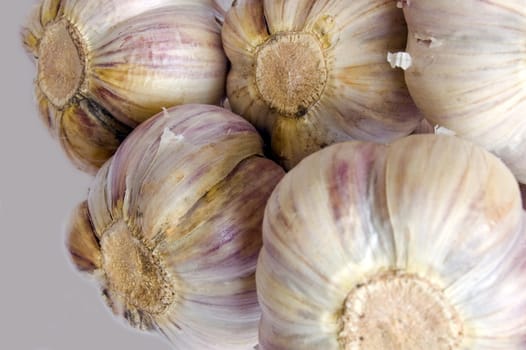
257, 134, 526, 349
66, 104, 284, 349
222, 0, 422, 170
22, 0, 227, 174
401, 0, 526, 182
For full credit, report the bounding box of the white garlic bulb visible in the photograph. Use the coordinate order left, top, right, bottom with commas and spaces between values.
221, 0, 422, 170
400, 0, 526, 183
66, 104, 284, 349
22, 0, 228, 173
257, 134, 526, 349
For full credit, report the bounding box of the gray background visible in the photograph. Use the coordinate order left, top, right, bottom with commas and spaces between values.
1, 1, 172, 349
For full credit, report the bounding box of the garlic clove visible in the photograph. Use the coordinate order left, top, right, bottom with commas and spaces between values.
20, 0, 59, 57
34, 86, 59, 134
154, 157, 280, 349
222, 0, 422, 170
59, 100, 132, 173
257, 134, 526, 349
269, 108, 351, 168
221, 1, 272, 132
263, 0, 319, 33
86, 160, 113, 239
401, 0, 526, 182
221, 0, 269, 68
67, 104, 285, 349
384, 136, 522, 283
36, 80, 130, 174
40, 0, 62, 27
66, 201, 102, 273
258, 141, 394, 349
22, 1, 228, 174
87, 6, 228, 126
61, 0, 199, 43
112, 108, 264, 242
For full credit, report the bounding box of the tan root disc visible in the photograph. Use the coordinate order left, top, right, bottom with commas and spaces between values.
100, 220, 175, 316
339, 272, 463, 350
37, 19, 86, 108
255, 33, 327, 117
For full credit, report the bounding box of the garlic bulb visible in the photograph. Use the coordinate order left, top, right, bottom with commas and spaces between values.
221, 0, 422, 170
66, 104, 284, 349
400, 0, 526, 183
22, 0, 228, 174
257, 134, 526, 349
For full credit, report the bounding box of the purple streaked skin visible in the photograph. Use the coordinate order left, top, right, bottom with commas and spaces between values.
22, 1, 228, 173
67, 104, 285, 349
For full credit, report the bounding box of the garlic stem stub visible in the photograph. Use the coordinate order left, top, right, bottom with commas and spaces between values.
257, 134, 526, 349
401, 0, 526, 183
66, 104, 284, 349
222, 0, 422, 170
22, 0, 228, 174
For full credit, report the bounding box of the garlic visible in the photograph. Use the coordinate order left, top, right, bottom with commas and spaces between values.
257, 134, 526, 349
400, 0, 526, 182
221, 0, 422, 170
66, 104, 284, 349
22, 0, 228, 174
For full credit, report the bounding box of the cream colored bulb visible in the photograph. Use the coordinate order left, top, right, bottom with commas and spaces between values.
400, 0, 526, 183
66, 104, 284, 349
22, 0, 228, 173
257, 134, 526, 349
221, 0, 422, 170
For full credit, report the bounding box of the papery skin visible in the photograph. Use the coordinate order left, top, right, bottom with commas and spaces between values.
66, 104, 285, 350
22, 0, 228, 173
402, 0, 526, 183
222, 0, 422, 170
257, 134, 526, 349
